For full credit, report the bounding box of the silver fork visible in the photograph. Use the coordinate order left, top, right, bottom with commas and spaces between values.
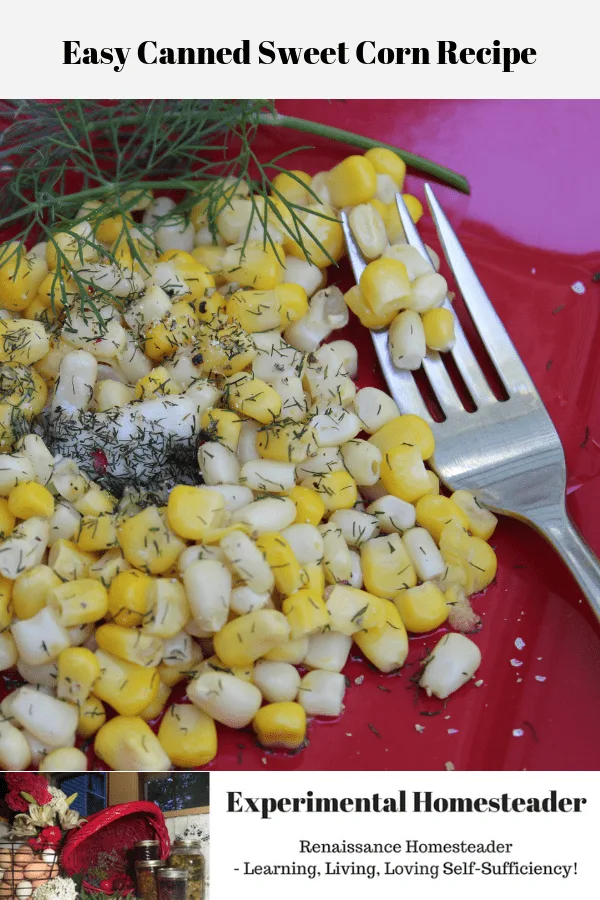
341, 186, 600, 621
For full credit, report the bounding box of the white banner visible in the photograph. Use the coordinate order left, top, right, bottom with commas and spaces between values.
209, 771, 597, 899
0, 0, 597, 98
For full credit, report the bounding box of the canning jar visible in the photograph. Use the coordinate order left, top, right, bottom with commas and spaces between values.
157, 868, 189, 900
134, 840, 162, 862
167, 839, 205, 900
135, 859, 167, 900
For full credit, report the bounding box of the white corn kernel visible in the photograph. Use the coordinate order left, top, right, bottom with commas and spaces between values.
220, 531, 274, 593
349, 203, 388, 260
419, 632, 481, 699
0, 454, 36, 496
409, 271, 447, 312
187, 671, 262, 728
0, 718, 32, 770
254, 660, 301, 703
295, 447, 344, 480
48, 501, 82, 545
303, 631, 352, 673
329, 509, 380, 548
319, 522, 353, 584
352, 387, 400, 434
402, 527, 446, 580
340, 439, 382, 486
230, 586, 272, 615
232, 497, 297, 534
389, 310, 426, 370
281, 524, 324, 566
298, 669, 345, 716
283, 256, 326, 297
53, 350, 98, 413
311, 406, 361, 446
183, 560, 231, 633
327, 340, 358, 377
11, 607, 71, 665
11, 685, 78, 748
382, 243, 431, 281
366, 495, 417, 534
198, 441, 240, 485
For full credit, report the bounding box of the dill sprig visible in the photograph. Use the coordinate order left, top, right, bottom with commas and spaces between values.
0, 99, 469, 318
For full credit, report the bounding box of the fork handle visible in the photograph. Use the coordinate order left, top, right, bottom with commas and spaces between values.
533, 508, 600, 622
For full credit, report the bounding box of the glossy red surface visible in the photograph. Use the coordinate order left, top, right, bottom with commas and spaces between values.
4, 100, 600, 772
204, 99, 600, 771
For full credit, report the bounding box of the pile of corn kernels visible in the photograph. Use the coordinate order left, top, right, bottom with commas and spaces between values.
0, 147, 497, 771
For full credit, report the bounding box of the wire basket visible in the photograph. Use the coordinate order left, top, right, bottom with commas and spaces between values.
60, 802, 170, 894
0, 839, 60, 899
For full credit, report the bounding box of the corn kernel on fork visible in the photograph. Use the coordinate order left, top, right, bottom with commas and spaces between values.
341, 186, 600, 619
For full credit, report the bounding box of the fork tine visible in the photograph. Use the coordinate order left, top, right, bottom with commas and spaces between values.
394, 194, 496, 407
423, 184, 537, 395
340, 210, 433, 423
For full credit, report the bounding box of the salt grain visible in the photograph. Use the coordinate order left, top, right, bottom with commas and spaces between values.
415, 724, 425, 733
475, 679, 484, 687
571, 281, 586, 295
354, 675, 364, 685
512, 728, 524, 737
510, 658, 523, 667
535, 675, 547, 682
448, 728, 458, 735
445, 761, 455, 771
514, 637, 526, 650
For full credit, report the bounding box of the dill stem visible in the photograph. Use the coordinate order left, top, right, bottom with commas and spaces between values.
257, 112, 471, 195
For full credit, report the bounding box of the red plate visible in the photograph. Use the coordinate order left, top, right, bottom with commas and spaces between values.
4, 100, 600, 772
205, 99, 600, 771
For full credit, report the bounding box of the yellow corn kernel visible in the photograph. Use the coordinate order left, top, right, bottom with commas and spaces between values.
226, 289, 282, 333
422, 307, 456, 352
360, 258, 411, 320
24, 295, 55, 324
263, 636, 309, 664
0, 243, 47, 312
159, 250, 216, 302
77, 695, 107, 739
158, 703, 218, 767
304, 470, 358, 512
383, 194, 424, 243
1, 366, 48, 420
139, 679, 172, 721
93, 651, 160, 717
117, 506, 186, 575
76, 514, 118, 552
95, 623, 163, 668
425, 471, 440, 495
348, 203, 388, 260
74, 486, 116, 517
194, 656, 254, 684
192, 289, 226, 322
272, 170, 312, 205
282, 589, 329, 640
142, 578, 189, 639
344, 284, 393, 329
0, 320, 50, 368
289, 486, 325, 525
282, 204, 344, 269
57, 647, 102, 704
134, 366, 178, 400
450, 490, 498, 541
48, 579, 109, 627
380, 444, 432, 503
394, 582, 449, 633
48, 540, 97, 581
325, 585, 388, 635
94, 212, 135, 245
0, 577, 12, 630
88, 549, 131, 588
273, 282, 309, 325
35, 271, 73, 313
257, 422, 318, 464
190, 246, 227, 284
364, 147, 407, 188
255, 533, 304, 596
439, 522, 497, 595
200, 408, 243, 453
226, 373, 282, 424
369, 414, 435, 460
144, 304, 197, 361
360, 533, 417, 599
328, 155, 377, 207
415, 495, 469, 544
12, 565, 62, 619
94, 715, 170, 770
253, 701, 307, 750
107, 570, 153, 627
213, 609, 291, 667
353, 600, 408, 672
301, 563, 325, 598
166, 485, 225, 542
221, 241, 284, 290
0, 498, 15, 538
